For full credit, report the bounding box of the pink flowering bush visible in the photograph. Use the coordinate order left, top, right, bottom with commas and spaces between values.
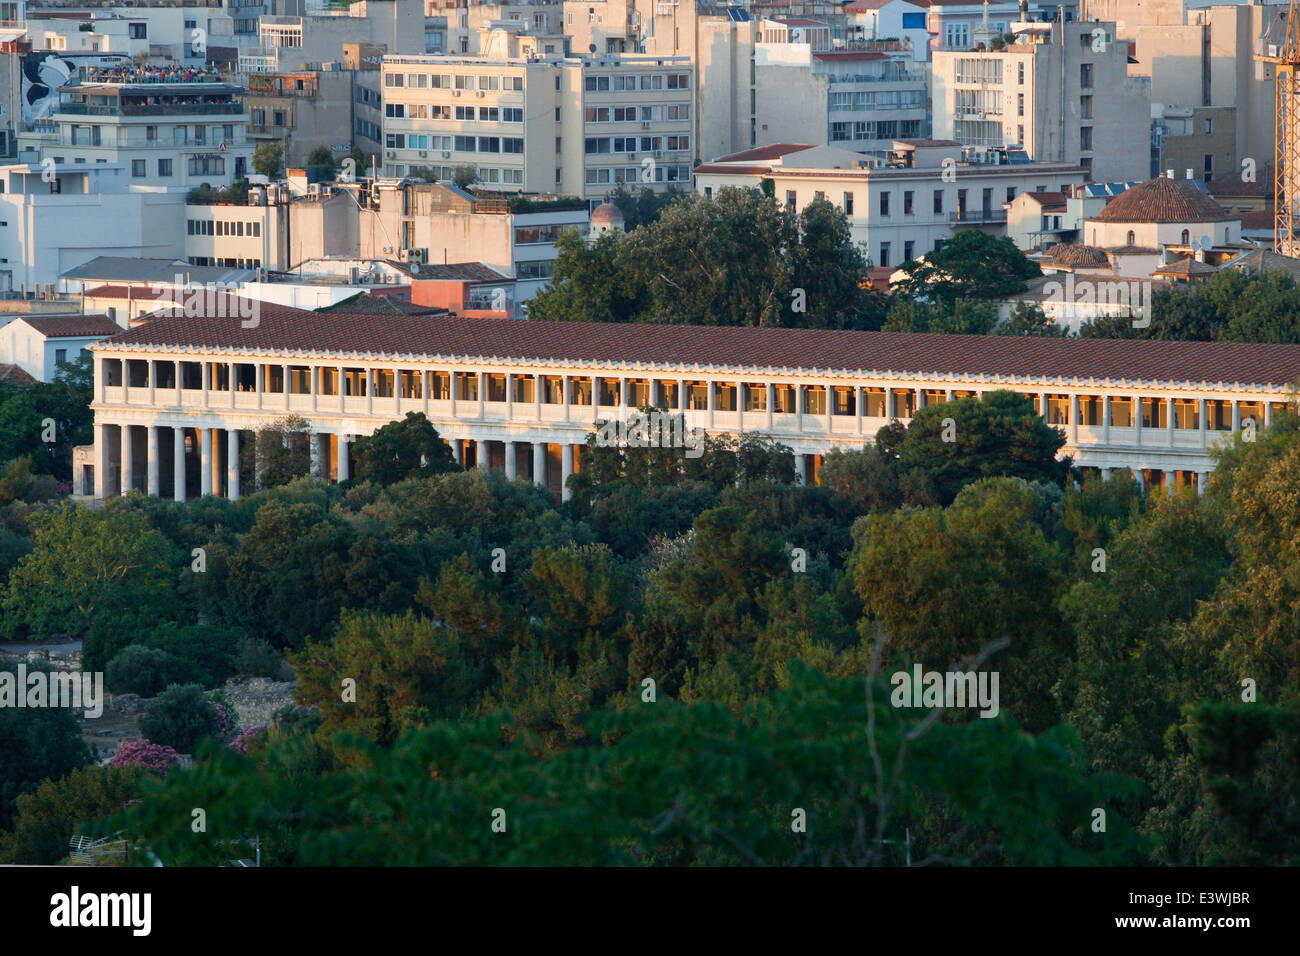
109, 738, 181, 774
207, 693, 240, 744
230, 725, 266, 754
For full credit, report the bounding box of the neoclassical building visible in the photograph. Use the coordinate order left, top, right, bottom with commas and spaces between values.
79, 305, 1300, 502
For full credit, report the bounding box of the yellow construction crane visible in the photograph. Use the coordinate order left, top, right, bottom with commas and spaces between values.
1258, 0, 1300, 257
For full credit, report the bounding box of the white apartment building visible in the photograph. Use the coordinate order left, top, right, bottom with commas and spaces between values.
0, 163, 185, 292
932, 17, 1150, 182
81, 310, 1300, 502
693, 140, 1085, 268
0, 313, 119, 382
843, 0, 932, 62
755, 42, 928, 154
240, 0, 426, 72
16, 75, 253, 187
378, 51, 693, 198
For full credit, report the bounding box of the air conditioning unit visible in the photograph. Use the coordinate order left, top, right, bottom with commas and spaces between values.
452, 89, 461, 96
653, 150, 664, 158
418, 150, 428, 157
476, 90, 485, 97
386, 150, 396, 158
441, 150, 452, 158
641, 120, 652, 129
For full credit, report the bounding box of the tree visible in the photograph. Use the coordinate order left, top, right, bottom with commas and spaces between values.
138, 684, 222, 754
349, 412, 458, 485
892, 230, 1041, 309
995, 300, 1068, 336
242, 415, 312, 490
452, 164, 479, 189
0, 660, 94, 830
0, 503, 181, 650
305, 145, 337, 180
252, 141, 285, 179
605, 183, 680, 229
347, 146, 369, 178
0, 765, 142, 865
526, 231, 645, 324
898, 390, 1071, 504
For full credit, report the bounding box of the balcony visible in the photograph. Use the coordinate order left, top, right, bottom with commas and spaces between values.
58, 103, 246, 117
950, 209, 1008, 223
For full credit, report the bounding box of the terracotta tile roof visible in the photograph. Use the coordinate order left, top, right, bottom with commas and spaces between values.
1240, 211, 1275, 230
1024, 190, 1069, 208
713, 144, 818, 163
82, 284, 172, 301
410, 262, 509, 282
1154, 258, 1218, 276
96, 312, 1300, 388
0, 363, 37, 386
1095, 176, 1236, 224
19, 314, 120, 338
320, 292, 449, 316
1050, 244, 1109, 266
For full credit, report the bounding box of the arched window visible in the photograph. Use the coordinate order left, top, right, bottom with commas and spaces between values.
1181, 229, 1190, 244
1127, 230, 1135, 246
1224, 227, 1230, 243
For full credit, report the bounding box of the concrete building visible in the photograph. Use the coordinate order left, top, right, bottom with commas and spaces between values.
184, 182, 358, 270
843, 0, 932, 62
81, 310, 1300, 501
0, 312, 118, 381
1106, 2, 1276, 180
693, 139, 1085, 267
932, 17, 1150, 182
1155, 105, 1236, 183
378, 50, 693, 198
357, 180, 589, 300
239, 0, 426, 72
242, 70, 371, 167
755, 37, 928, 153
0, 162, 186, 293
16, 72, 253, 187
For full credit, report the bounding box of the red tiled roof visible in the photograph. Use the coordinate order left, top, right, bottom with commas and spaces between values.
1240, 211, 1275, 230
98, 312, 1300, 387
19, 314, 120, 338
713, 143, 818, 163
1154, 258, 1218, 276
1095, 176, 1236, 224
82, 284, 172, 301
0, 363, 37, 386
1024, 190, 1068, 207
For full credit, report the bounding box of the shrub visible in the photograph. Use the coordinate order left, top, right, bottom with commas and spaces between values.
230, 726, 265, 754
234, 635, 293, 681
138, 684, 221, 754
105, 645, 174, 697
143, 624, 239, 689
109, 739, 181, 774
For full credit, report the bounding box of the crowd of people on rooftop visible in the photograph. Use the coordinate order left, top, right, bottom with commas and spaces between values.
81, 65, 223, 85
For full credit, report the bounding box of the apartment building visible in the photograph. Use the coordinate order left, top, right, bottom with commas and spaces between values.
693, 139, 1085, 268
932, 17, 1150, 182
755, 41, 928, 154
82, 311, 1300, 502
925, 0, 1066, 54
1098, 1, 1276, 179
0, 162, 185, 292
184, 183, 358, 271
357, 180, 589, 300
1156, 105, 1237, 183
16, 71, 253, 187
378, 50, 693, 198
240, 0, 426, 72
243, 69, 370, 167
843, 0, 931, 62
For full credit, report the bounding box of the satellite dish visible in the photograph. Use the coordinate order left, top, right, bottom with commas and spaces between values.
1198, 235, 1213, 250
588, 43, 597, 54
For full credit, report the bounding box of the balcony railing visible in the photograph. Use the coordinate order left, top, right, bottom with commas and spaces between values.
58, 103, 246, 117
950, 209, 1008, 223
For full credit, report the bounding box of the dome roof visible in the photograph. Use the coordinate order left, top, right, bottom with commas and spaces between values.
1094, 176, 1236, 224
591, 202, 625, 225
1050, 243, 1110, 266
